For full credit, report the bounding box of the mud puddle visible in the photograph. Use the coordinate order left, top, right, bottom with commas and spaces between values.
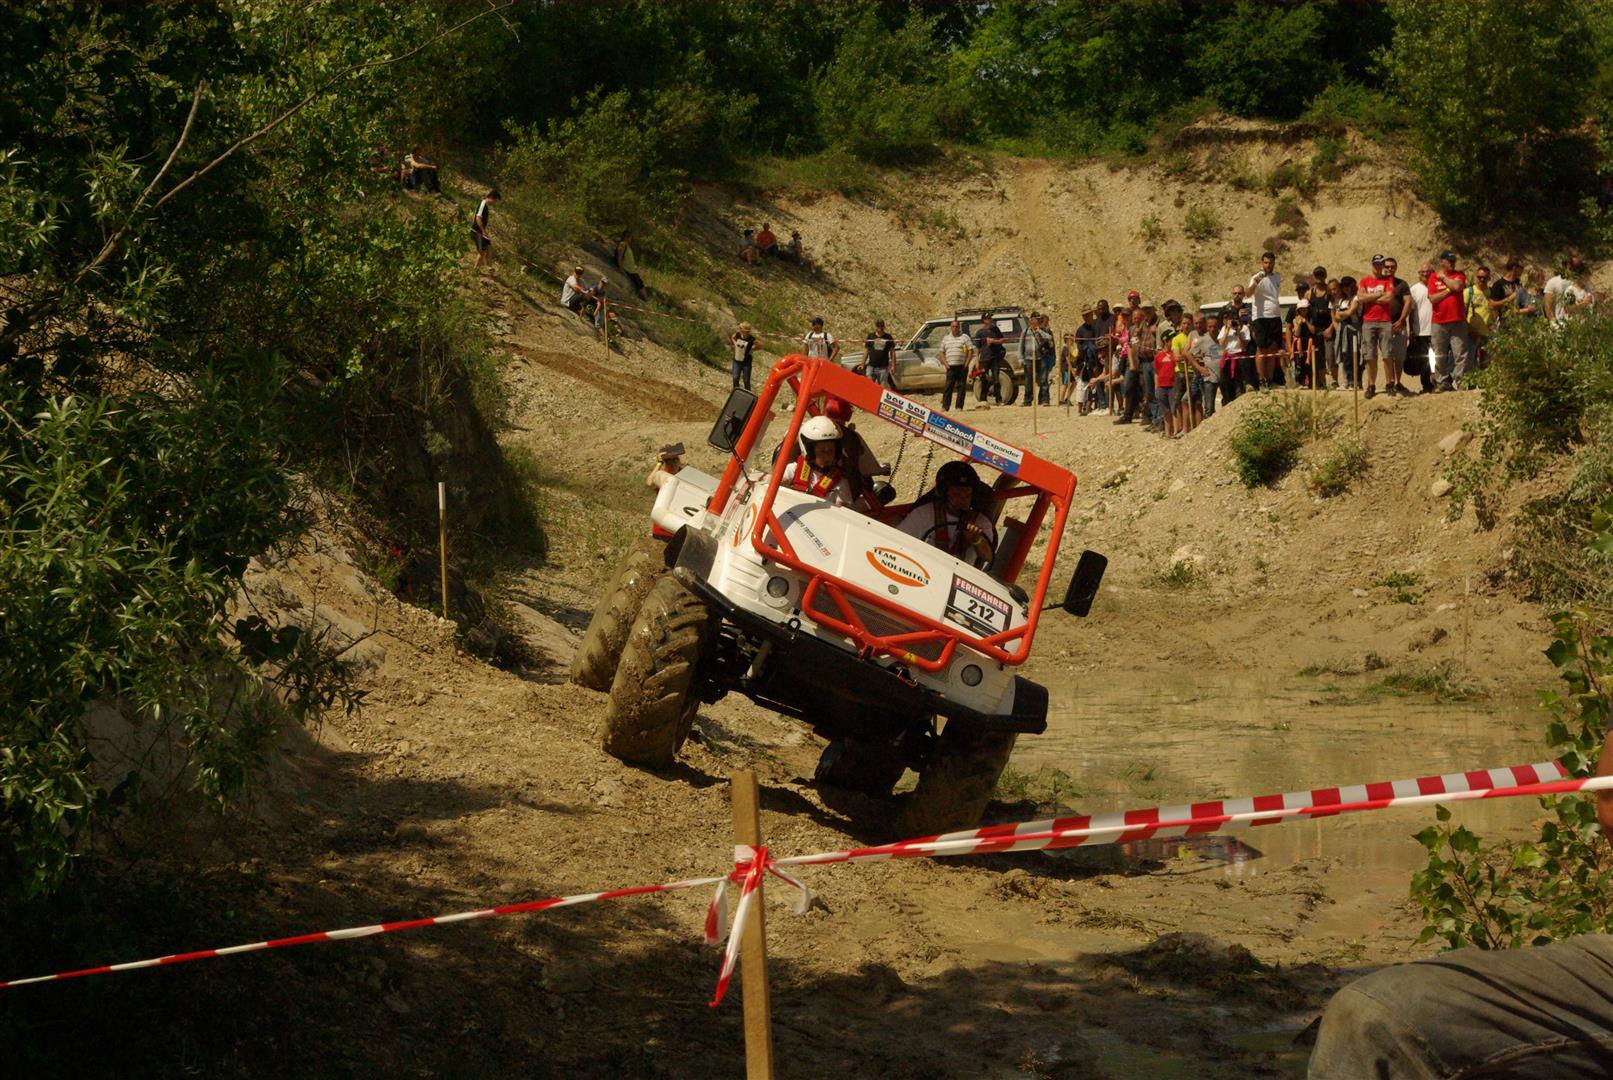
1015, 671, 1546, 932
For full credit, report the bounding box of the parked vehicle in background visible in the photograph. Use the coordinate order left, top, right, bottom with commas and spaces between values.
841, 307, 1032, 405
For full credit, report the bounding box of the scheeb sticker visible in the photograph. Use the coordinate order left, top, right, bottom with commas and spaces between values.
866, 547, 931, 588
945, 574, 1013, 636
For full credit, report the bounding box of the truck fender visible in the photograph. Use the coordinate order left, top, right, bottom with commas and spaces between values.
666, 524, 718, 579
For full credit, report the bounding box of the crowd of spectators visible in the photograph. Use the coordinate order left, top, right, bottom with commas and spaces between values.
1055, 250, 1599, 439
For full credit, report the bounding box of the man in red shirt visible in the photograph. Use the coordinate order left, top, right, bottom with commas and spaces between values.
1427, 250, 1470, 392
1357, 255, 1398, 400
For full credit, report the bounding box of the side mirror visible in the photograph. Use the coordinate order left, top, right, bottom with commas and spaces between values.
1060, 550, 1107, 617
707, 387, 758, 453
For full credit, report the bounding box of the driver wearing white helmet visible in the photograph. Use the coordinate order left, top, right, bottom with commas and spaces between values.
780, 415, 858, 507
897, 460, 997, 568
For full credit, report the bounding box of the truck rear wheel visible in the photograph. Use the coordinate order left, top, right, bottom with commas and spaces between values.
972, 367, 1019, 405
895, 723, 1017, 837
600, 575, 711, 768
570, 536, 666, 691
814, 735, 907, 797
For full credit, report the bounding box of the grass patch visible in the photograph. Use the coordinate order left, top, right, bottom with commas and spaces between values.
1378, 662, 1487, 703
1159, 560, 1201, 588
1137, 213, 1166, 252
1308, 437, 1368, 497
1373, 570, 1426, 605
1228, 393, 1340, 488
740, 149, 880, 199
1182, 204, 1223, 242
1298, 658, 1362, 677
993, 765, 1085, 810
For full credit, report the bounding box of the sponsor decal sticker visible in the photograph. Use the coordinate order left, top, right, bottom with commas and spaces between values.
877, 389, 930, 434
969, 431, 1024, 475
925, 413, 975, 455
944, 574, 1013, 636
865, 546, 931, 588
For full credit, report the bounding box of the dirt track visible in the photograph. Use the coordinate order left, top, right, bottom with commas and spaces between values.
216, 146, 1564, 1077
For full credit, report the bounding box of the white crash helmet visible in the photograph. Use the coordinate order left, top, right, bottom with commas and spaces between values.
798, 414, 843, 456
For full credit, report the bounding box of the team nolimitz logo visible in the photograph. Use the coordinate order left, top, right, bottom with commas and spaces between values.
866, 547, 930, 588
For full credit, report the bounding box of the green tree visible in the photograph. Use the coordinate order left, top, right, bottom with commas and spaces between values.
1383, 0, 1609, 231
0, 1, 525, 895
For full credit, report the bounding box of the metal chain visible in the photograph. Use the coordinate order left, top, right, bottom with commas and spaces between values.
917, 439, 936, 494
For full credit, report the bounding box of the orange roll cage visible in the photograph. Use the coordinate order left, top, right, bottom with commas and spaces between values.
706, 357, 1077, 674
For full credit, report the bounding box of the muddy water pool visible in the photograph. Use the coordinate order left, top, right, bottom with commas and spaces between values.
1018, 671, 1548, 886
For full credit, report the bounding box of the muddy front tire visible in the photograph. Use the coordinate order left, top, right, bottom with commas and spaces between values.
895, 723, 1017, 837
570, 536, 666, 691
600, 575, 712, 768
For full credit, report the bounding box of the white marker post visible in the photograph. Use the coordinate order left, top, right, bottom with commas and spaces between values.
438, 481, 449, 621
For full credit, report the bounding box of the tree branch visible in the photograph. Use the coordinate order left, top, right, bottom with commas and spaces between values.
150, 1, 514, 215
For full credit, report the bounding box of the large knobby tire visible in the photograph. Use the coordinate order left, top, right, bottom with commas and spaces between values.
599, 575, 712, 768
972, 366, 1019, 405
814, 735, 908, 797
895, 722, 1018, 837
570, 536, 666, 691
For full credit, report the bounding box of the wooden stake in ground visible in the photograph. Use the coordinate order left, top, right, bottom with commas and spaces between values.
730, 771, 775, 1080
1352, 344, 1360, 431
438, 481, 449, 620
601, 296, 610, 358
1463, 573, 1472, 668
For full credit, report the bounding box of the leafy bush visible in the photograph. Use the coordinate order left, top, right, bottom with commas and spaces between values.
1445, 313, 1613, 617
1228, 393, 1337, 487
0, 383, 361, 897
500, 82, 751, 237
1308, 436, 1368, 496
813, 6, 944, 163
1410, 541, 1613, 949
1372, 570, 1426, 605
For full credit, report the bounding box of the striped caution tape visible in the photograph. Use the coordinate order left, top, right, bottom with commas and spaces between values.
4, 760, 1607, 999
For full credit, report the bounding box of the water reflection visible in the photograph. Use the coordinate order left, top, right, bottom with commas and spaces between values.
1019, 670, 1549, 880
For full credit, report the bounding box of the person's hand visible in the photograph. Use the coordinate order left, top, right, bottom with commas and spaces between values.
962, 521, 984, 544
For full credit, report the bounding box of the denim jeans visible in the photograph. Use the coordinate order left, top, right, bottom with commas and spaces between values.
731, 359, 752, 391
1023, 355, 1053, 405
867, 365, 895, 391
1192, 374, 1215, 418
1140, 361, 1158, 425
1310, 935, 1613, 1078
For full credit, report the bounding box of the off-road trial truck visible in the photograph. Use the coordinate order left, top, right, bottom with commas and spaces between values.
570, 356, 1105, 835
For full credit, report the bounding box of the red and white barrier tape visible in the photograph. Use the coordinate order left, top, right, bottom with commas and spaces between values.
774, 761, 1586, 869
5, 760, 1608, 999
0, 873, 726, 990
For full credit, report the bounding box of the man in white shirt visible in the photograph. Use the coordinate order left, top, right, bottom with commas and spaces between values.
560, 264, 590, 315
937, 319, 973, 412
1247, 251, 1284, 389
1407, 263, 1435, 394
1544, 255, 1597, 325
803, 317, 839, 362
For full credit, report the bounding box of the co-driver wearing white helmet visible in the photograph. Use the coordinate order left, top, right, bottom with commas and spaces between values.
779, 415, 857, 507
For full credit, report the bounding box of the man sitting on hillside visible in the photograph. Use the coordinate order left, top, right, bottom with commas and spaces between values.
560, 265, 592, 316
756, 223, 778, 259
